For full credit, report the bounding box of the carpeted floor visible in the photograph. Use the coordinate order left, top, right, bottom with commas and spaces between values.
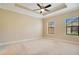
0, 39, 79, 55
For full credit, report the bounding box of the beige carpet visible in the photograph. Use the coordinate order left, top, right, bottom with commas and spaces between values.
0, 39, 79, 55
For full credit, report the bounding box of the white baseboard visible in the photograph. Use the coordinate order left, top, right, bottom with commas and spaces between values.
1, 37, 78, 46
0, 37, 42, 46
43, 37, 79, 45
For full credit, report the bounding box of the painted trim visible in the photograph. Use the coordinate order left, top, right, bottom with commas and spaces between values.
43, 37, 79, 45
0, 37, 42, 46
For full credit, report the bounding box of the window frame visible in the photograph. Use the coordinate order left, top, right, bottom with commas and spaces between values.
66, 17, 79, 36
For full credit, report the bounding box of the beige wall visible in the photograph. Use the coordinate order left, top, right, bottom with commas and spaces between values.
43, 10, 79, 42
0, 9, 42, 43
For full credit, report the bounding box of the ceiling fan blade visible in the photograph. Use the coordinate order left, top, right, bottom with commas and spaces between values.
37, 3, 42, 9
45, 9, 49, 11
40, 11, 42, 14
45, 4, 51, 8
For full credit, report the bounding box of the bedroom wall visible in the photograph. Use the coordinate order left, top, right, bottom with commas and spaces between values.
43, 10, 79, 42
0, 9, 42, 43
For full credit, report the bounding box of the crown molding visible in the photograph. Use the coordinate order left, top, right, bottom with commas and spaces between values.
0, 3, 79, 19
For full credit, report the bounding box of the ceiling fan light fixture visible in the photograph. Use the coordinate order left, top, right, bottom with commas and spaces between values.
41, 9, 45, 12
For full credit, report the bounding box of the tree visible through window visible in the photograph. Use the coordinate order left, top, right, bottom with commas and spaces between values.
66, 16, 79, 36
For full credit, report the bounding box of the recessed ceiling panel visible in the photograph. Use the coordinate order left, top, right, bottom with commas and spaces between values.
15, 3, 67, 15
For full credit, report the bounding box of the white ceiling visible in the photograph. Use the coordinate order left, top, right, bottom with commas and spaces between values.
15, 3, 67, 15
0, 3, 79, 19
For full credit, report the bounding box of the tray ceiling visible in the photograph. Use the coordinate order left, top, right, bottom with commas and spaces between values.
15, 3, 67, 15
0, 3, 79, 18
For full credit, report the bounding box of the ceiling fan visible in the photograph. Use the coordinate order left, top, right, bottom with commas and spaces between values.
15, 3, 51, 15
33, 3, 51, 14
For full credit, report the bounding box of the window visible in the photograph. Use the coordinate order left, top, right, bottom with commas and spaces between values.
66, 17, 79, 36
48, 20, 56, 34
